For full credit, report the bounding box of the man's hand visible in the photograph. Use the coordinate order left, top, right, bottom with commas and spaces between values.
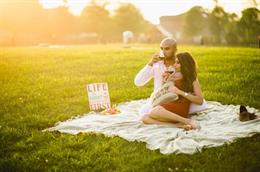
148, 53, 162, 66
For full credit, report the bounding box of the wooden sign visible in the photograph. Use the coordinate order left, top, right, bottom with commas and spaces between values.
86, 82, 111, 111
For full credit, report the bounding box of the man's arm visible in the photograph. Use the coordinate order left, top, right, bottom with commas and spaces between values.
134, 64, 153, 86
134, 53, 162, 87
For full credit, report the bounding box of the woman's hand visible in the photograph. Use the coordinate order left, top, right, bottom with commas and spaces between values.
166, 72, 183, 82
162, 72, 170, 82
166, 73, 175, 82
169, 85, 182, 95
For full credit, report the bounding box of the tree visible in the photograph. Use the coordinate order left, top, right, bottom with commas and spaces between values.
80, 3, 114, 41
0, 0, 48, 45
113, 3, 146, 34
0, 0, 79, 44
0, 0, 45, 33
238, 8, 260, 43
183, 6, 207, 38
223, 13, 239, 44
42, 7, 78, 42
208, 6, 229, 43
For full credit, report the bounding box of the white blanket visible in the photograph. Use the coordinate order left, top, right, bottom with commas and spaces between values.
44, 99, 260, 154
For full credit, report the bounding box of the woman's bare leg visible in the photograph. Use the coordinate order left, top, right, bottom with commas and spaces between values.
148, 106, 199, 129
142, 114, 192, 130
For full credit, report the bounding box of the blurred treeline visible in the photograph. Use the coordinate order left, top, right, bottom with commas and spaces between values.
183, 6, 260, 45
0, 0, 259, 46
0, 0, 154, 45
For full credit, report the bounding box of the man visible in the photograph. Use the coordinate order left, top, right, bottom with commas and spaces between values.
134, 37, 177, 92
134, 37, 206, 117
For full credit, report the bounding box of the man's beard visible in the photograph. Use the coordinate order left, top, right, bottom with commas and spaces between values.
165, 52, 175, 60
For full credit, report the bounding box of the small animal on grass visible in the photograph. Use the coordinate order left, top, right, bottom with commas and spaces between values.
239, 105, 257, 122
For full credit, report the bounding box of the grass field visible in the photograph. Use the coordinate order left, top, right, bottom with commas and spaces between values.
0, 44, 260, 171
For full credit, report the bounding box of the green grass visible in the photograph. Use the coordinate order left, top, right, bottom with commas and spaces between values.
0, 44, 260, 172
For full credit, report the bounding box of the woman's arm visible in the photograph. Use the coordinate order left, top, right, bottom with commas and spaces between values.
171, 78, 203, 105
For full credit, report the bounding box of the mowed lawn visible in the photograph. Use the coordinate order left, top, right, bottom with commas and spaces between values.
0, 44, 260, 171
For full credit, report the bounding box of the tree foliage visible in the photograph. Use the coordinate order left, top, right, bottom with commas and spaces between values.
80, 3, 114, 41
183, 6, 207, 37
238, 8, 260, 43
113, 3, 146, 34
183, 5, 259, 44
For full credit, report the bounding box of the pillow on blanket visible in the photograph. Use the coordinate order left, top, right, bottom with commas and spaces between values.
150, 81, 178, 107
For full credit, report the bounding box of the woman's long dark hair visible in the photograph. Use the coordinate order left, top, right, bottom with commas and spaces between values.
176, 52, 197, 93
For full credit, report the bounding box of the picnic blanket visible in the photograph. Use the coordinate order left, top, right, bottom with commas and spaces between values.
44, 99, 260, 154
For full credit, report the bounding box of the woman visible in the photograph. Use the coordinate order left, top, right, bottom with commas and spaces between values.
142, 52, 203, 130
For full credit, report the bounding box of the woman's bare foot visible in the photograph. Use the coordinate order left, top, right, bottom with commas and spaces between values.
181, 124, 192, 130
188, 120, 201, 130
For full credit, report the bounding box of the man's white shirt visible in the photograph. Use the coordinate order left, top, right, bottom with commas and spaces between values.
134, 61, 166, 93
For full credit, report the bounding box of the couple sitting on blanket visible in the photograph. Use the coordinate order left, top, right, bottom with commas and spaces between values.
135, 37, 204, 130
